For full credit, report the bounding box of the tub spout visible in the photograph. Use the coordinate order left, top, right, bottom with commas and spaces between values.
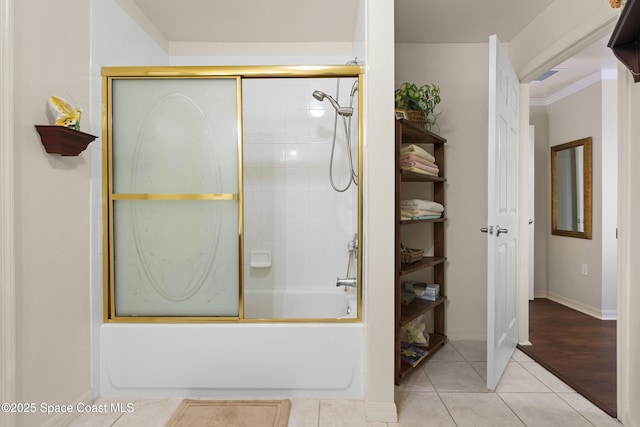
336, 277, 357, 288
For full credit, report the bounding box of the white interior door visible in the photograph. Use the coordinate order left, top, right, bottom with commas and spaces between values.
487, 34, 519, 390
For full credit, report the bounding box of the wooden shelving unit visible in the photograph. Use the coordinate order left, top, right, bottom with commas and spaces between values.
395, 119, 447, 384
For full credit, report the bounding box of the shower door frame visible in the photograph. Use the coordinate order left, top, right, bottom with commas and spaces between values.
102, 65, 364, 323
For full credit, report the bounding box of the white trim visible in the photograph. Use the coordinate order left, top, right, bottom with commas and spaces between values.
530, 69, 619, 107
533, 291, 548, 299
0, 0, 16, 425
546, 292, 616, 321
616, 61, 630, 423
446, 330, 487, 341
364, 402, 397, 423
40, 390, 93, 427
529, 98, 547, 107
602, 68, 618, 81
546, 71, 605, 105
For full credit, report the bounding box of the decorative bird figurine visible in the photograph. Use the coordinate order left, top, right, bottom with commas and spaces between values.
49, 95, 82, 131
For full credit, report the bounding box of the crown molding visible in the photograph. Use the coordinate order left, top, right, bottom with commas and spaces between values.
530, 69, 618, 107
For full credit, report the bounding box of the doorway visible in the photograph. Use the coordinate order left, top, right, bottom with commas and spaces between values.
521, 34, 619, 417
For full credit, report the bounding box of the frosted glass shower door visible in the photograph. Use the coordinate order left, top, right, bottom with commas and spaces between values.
109, 78, 240, 318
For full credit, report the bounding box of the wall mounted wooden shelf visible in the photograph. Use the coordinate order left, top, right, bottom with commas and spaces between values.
34, 125, 97, 156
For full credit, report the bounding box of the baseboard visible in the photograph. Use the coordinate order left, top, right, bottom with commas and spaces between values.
364, 401, 397, 423
40, 390, 93, 427
546, 292, 617, 320
534, 291, 548, 299
446, 330, 486, 341
601, 309, 618, 321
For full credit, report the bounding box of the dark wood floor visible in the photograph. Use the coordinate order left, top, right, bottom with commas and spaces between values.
517, 298, 617, 417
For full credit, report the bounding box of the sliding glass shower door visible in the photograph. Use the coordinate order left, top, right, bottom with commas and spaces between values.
107, 77, 241, 318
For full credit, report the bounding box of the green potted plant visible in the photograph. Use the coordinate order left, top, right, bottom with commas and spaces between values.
395, 82, 441, 132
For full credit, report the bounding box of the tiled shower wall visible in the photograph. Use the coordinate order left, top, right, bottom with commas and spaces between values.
242, 78, 359, 290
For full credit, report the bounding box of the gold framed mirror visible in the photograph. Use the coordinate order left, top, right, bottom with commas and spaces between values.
551, 137, 592, 239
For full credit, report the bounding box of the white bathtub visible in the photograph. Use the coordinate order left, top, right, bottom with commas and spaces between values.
244, 288, 358, 319
100, 290, 364, 399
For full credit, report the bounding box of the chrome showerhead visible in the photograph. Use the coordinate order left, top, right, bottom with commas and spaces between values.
312, 90, 353, 117
312, 90, 328, 102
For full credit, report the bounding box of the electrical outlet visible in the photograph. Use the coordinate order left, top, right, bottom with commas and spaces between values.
581, 264, 588, 276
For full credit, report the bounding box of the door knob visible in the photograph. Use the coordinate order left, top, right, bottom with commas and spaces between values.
480, 226, 494, 235
496, 226, 508, 236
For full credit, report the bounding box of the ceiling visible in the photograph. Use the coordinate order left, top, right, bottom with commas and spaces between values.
394, 0, 554, 44
127, 0, 618, 100
130, 0, 360, 43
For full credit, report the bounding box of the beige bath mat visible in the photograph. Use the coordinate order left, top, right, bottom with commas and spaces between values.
165, 399, 291, 427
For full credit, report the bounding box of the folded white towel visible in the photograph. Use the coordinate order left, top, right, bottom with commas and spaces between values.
400, 199, 444, 212
400, 144, 436, 163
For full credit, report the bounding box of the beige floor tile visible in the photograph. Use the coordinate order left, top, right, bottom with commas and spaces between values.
319, 400, 367, 427
68, 411, 122, 427
440, 392, 525, 427
289, 399, 320, 427
495, 361, 552, 393
511, 348, 535, 362
392, 391, 455, 427
395, 365, 435, 392
68, 397, 133, 427
113, 399, 181, 426
450, 340, 487, 362
470, 361, 487, 381
424, 361, 487, 392
557, 393, 622, 427
427, 343, 465, 361
499, 392, 592, 426
518, 361, 574, 393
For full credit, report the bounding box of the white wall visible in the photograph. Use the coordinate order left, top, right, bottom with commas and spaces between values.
542, 76, 617, 319
363, 0, 397, 421
395, 43, 490, 340
547, 83, 603, 311
13, 0, 92, 425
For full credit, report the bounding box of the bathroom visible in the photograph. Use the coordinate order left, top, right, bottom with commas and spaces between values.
10, 0, 640, 425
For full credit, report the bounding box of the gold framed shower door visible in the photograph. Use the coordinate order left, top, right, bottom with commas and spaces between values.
102, 65, 364, 323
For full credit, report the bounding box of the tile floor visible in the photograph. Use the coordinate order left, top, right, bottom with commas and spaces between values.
68, 341, 622, 426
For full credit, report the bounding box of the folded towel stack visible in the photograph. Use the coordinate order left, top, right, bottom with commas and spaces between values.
400, 199, 444, 220
400, 144, 439, 176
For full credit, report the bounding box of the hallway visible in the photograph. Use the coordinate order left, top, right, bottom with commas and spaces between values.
68, 341, 620, 426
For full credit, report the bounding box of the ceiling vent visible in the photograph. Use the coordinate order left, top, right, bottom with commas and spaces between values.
533, 69, 561, 82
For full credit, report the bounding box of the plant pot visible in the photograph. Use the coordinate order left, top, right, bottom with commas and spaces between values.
403, 110, 426, 126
